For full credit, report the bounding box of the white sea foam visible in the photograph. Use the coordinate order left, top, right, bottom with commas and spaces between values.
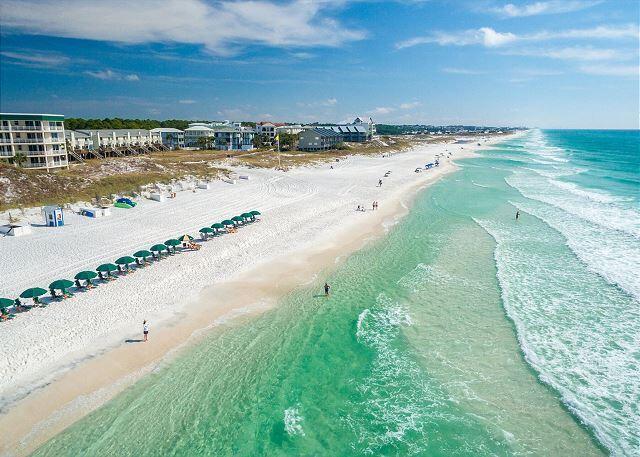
284, 406, 305, 436
505, 172, 640, 239
474, 215, 640, 456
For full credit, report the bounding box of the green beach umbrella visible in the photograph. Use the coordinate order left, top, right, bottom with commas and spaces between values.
164, 239, 181, 247
20, 287, 47, 299
221, 219, 234, 226
0, 298, 15, 309
150, 243, 168, 252
75, 270, 98, 280
249, 210, 261, 216
200, 227, 214, 234
211, 223, 224, 230
231, 215, 244, 223
133, 250, 153, 259
96, 263, 118, 273
240, 212, 253, 219
49, 279, 74, 290
115, 256, 136, 266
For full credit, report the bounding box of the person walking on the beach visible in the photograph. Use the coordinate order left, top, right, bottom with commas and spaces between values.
143, 320, 149, 342
515, 210, 520, 221
324, 282, 331, 296
378, 179, 383, 187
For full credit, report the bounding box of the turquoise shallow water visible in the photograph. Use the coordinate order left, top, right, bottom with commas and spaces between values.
35, 130, 638, 456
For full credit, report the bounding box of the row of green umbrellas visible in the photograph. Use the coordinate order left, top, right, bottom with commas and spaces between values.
2, 210, 262, 315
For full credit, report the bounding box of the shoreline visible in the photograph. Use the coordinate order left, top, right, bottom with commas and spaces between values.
0, 135, 516, 455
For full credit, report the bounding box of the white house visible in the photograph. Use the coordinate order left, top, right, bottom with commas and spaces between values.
150, 128, 184, 149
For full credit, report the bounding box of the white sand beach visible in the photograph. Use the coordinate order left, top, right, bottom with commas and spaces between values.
0, 138, 506, 454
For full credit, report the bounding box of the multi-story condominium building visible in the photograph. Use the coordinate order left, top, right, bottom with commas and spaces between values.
311, 117, 376, 143
255, 122, 289, 142
0, 113, 68, 170
298, 128, 342, 151
150, 128, 184, 149
66, 129, 163, 156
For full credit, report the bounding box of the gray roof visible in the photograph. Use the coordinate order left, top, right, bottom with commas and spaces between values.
308, 127, 341, 137
150, 128, 183, 133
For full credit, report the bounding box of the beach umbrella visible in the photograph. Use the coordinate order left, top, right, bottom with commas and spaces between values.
240, 212, 253, 220
179, 234, 194, 242
221, 219, 234, 226
211, 223, 224, 230
231, 215, 244, 223
96, 263, 118, 273
0, 298, 15, 309
75, 270, 98, 280
150, 244, 168, 255
49, 279, 74, 290
249, 210, 261, 216
199, 227, 214, 234
164, 239, 181, 247
20, 287, 47, 299
133, 250, 153, 259
115, 256, 136, 266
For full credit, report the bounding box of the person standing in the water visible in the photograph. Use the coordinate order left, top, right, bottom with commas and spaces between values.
516, 210, 520, 221
324, 282, 331, 296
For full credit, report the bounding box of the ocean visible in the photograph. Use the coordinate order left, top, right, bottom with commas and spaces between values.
34, 130, 639, 456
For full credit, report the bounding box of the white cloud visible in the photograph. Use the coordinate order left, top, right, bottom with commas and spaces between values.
371, 107, 395, 115
441, 67, 485, 75
84, 69, 140, 80
506, 46, 630, 61
179, 99, 197, 104
491, 1, 600, 18
579, 64, 639, 76
0, 0, 365, 55
0, 50, 70, 68
396, 24, 638, 49
323, 98, 338, 106
399, 101, 421, 109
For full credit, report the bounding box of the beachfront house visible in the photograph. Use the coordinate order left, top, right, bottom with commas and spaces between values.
185, 122, 254, 151
276, 124, 305, 135
298, 128, 342, 151
150, 128, 184, 149
184, 124, 215, 148
0, 113, 68, 171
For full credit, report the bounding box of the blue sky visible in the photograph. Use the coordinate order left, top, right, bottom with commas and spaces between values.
0, 0, 638, 128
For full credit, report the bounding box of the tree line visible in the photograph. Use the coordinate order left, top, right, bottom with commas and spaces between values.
64, 118, 195, 131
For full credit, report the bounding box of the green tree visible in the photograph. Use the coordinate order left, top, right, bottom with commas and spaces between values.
11, 151, 27, 167
278, 133, 298, 151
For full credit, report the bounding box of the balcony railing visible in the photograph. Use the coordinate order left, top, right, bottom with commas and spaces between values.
12, 138, 43, 144
0, 125, 65, 132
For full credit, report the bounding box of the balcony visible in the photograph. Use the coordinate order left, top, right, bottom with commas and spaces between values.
0, 138, 11, 144
8, 125, 42, 131
12, 138, 44, 144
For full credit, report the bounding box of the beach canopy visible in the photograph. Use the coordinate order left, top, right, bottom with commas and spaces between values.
211, 223, 224, 229
0, 298, 15, 309
231, 215, 244, 222
20, 287, 48, 299
164, 239, 181, 247
75, 270, 98, 280
96, 263, 118, 273
133, 250, 153, 258
115, 256, 136, 265
199, 227, 214, 234
179, 234, 194, 242
49, 279, 74, 290
150, 244, 168, 252
249, 210, 261, 216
